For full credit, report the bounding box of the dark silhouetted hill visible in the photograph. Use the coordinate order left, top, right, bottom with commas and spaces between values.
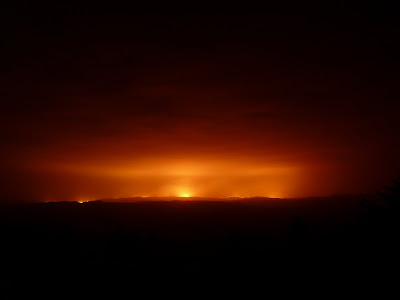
0, 193, 398, 292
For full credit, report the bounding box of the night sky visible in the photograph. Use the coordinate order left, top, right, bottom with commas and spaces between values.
1, 1, 400, 202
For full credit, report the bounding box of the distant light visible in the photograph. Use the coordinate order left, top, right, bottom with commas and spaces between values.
180, 194, 191, 198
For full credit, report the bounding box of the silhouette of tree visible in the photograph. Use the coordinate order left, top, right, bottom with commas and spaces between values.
359, 178, 400, 263
379, 179, 400, 209
362, 179, 400, 211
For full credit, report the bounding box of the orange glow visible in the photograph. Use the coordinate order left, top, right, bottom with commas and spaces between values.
1, 17, 399, 204
24, 156, 308, 200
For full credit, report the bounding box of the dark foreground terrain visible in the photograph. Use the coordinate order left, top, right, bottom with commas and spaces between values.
0, 194, 399, 296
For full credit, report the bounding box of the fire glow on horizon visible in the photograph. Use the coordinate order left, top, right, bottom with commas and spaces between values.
34, 157, 306, 201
